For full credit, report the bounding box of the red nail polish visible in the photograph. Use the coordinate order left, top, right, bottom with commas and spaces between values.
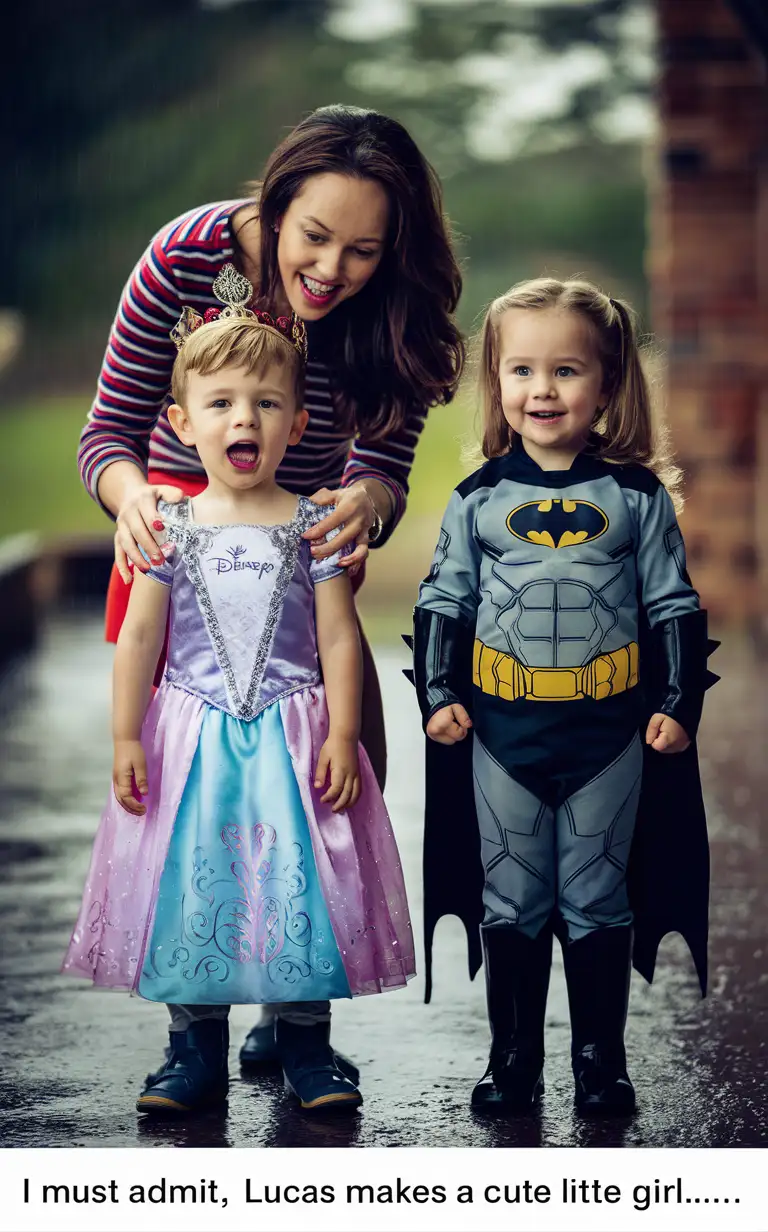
153, 520, 164, 531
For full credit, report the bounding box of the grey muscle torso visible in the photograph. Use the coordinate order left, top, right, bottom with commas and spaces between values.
419, 444, 698, 669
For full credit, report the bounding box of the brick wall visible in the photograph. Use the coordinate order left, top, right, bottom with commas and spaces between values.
650, 0, 768, 636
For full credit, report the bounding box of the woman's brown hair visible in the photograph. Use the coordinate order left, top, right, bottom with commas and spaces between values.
235, 105, 465, 439
477, 277, 682, 506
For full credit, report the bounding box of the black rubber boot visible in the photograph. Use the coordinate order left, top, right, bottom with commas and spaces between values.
563, 926, 636, 1117
239, 1020, 361, 1086
136, 1018, 229, 1115
276, 1018, 362, 1112
471, 923, 553, 1114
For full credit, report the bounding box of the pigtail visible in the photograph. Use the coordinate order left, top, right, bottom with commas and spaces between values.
598, 297, 683, 511
598, 298, 653, 463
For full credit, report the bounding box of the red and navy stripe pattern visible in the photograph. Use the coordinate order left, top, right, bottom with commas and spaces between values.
78, 201, 428, 538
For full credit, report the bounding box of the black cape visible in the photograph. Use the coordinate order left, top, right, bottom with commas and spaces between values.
404, 627, 718, 1003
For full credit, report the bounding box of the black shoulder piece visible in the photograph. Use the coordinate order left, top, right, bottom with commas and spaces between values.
412, 607, 475, 730
456, 455, 508, 499
610, 463, 661, 498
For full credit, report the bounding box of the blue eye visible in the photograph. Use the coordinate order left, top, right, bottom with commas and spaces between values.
258, 399, 277, 410
556, 366, 576, 377
210, 399, 229, 409
513, 365, 531, 377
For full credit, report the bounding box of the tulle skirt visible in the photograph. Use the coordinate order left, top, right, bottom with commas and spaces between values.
63, 682, 415, 1004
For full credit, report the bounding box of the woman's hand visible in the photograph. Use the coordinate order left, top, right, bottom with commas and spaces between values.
314, 734, 361, 813
304, 483, 387, 576
113, 739, 149, 815
426, 703, 473, 745
645, 713, 691, 754
115, 482, 185, 583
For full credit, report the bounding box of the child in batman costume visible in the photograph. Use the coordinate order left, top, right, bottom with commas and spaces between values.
412, 279, 717, 1116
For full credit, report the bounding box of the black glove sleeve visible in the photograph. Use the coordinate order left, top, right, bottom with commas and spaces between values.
412, 607, 474, 731
652, 609, 718, 741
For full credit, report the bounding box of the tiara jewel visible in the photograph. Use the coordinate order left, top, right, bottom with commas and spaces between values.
212, 263, 253, 314
170, 263, 308, 360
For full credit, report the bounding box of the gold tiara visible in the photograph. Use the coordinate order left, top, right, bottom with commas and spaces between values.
170, 263, 308, 361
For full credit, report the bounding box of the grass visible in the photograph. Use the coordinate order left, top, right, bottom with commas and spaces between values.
0, 396, 107, 541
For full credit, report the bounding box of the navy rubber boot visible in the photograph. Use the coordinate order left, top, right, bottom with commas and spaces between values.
471, 924, 552, 1115
563, 927, 636, 1117
136, 1019, 229, 1115
238, 1023, 282, 1074
276, 1018, 362, 1112
144, 1041, 172, 1088
239, 1020, 361, 1086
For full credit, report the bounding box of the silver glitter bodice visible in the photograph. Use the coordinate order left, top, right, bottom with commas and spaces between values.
147, 496, 343, 720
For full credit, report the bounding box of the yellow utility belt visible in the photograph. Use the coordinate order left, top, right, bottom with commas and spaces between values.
473, 639, 639, 703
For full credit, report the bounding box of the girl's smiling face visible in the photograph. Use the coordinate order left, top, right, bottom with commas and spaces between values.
498, 307, 607, 469
276, 172, 389, 319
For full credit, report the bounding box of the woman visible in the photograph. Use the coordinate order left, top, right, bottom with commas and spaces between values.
78, 104, 464, 1089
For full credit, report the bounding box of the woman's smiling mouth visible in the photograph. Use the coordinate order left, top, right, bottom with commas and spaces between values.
299, 273, 340, 305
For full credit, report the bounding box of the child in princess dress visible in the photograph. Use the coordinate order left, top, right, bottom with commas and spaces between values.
64, 266, 415, 1115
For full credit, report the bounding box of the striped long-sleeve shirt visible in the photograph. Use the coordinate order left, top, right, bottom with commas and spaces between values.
78, 201, 429, 544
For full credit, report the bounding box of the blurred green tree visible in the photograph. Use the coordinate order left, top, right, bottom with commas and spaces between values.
2, 0, 330, 312
330, 0, 654, 168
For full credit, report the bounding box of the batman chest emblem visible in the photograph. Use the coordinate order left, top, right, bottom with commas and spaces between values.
506, 498, 609, 549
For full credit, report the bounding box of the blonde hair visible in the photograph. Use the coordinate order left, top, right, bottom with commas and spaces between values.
171, 317, 305, 408
476, 277, 682, 508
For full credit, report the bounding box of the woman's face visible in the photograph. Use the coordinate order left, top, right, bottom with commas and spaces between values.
276, 172, 389, 319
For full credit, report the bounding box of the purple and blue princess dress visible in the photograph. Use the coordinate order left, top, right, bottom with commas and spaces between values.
64, 497, 415, 1005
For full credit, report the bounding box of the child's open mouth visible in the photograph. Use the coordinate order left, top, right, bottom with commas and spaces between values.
226, 442, 260, 471
299, 273, 340, 306
528, 411, 566, 421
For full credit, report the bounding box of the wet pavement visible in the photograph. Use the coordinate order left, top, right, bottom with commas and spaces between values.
0, 611, 765, 1149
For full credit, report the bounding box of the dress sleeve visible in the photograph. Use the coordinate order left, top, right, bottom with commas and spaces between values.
136, 542, 175, 587
77, 226, 182, 514
144, 553, 175, 587
307, 504, 352, 585
415, 487, 482, 626
137, 499, 177, 586
339, 403, 428, 546
635, 483, 700, 627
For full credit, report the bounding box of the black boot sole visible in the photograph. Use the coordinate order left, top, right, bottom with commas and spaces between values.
575, 1092, 636, 1118
471, 1071, 544, 1116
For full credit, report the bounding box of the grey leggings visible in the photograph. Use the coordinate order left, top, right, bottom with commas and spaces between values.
476, 733, 643, 941
168, 1001, 331, 1032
